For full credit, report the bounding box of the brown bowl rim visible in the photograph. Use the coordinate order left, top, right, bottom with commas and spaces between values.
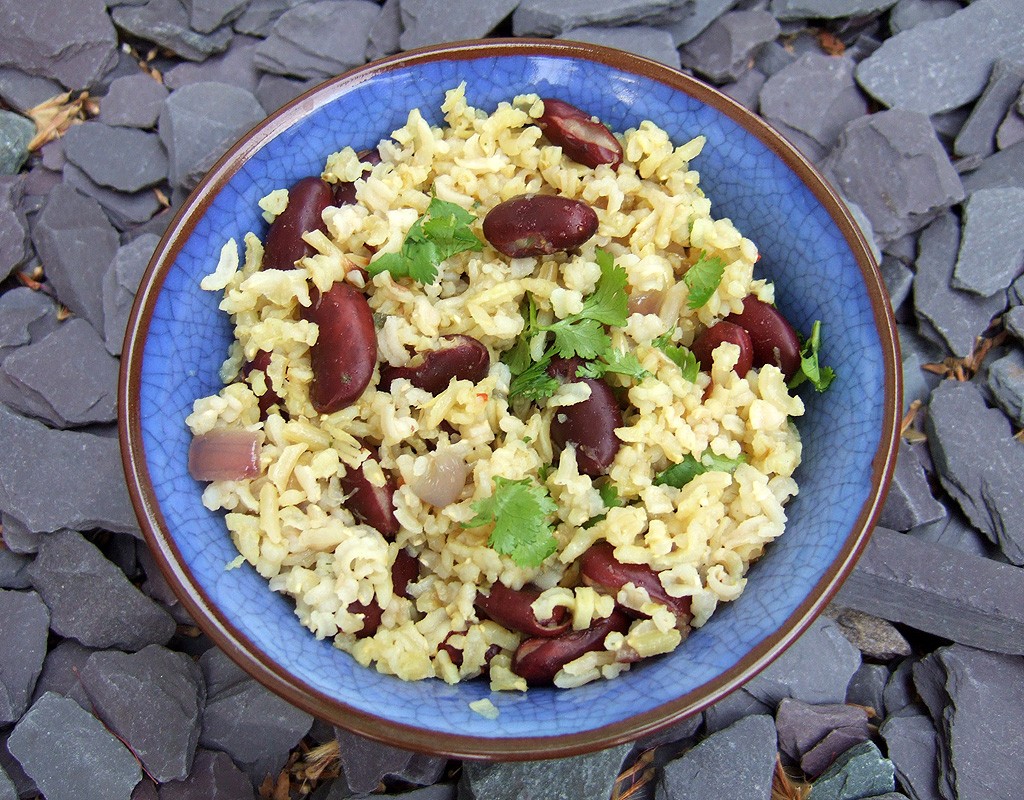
119, 37, 902, 761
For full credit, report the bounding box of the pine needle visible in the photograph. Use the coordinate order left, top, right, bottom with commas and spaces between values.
25, 91, 97, 151
611, 748, 656, 800
771, 756, 811, 800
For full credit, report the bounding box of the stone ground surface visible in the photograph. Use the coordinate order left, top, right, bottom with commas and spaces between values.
1, 1, 1023, 798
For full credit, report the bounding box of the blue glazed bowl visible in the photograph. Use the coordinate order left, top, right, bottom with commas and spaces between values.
120, 40, 900, 759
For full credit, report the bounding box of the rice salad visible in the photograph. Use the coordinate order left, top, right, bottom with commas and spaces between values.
186, 84, 809, 693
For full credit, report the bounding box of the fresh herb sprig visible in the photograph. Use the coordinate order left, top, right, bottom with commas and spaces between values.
651, 329, 699, 382
789, 320, 835, 392
653, 449, 746, 488
466, 477, 558, 568
683, 252, 726, 310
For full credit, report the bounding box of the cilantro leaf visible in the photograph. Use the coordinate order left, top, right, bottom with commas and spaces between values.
788, 319, 836, 392
583, 249, 629, 326
368, 196, 483, 284
598, 483, 623, 509
503, 295, 538, 376
509, 358, 560, 402
466, 477, 558, 568
578, 349, 650, 382
546, 317, 610, 360
653, 449, 746, 488
652, 330, 699, 382
683, 252, 727, 310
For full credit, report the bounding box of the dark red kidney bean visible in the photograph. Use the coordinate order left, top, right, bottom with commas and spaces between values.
547, 357, 622, 477
349, 547, 418, 639
579, 541, 692, 620
242, 350, 285, 418
725, 296, 801, 380
483, 194, 598, 258
512, 608, 631, 685
300, 283, 377, 414
332, 148, 382, 206
263, 176, 334, 271
340, 453, 400, 540
537, 98, 623, 170
474, 581, 571, 638
438, 634, 501, 670
349, 597, 383, 639
379, 335, 490, 395
690, 320, 754, 377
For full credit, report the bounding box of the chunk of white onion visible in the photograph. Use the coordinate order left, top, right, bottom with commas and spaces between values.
188, 429, 261, 481
407, 449, 471, 508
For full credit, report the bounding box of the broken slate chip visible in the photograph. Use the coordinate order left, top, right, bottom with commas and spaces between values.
954, 59, 1024, 158
665, 0, 738, 46
63, 121, 168, 193
334, 727, 446, 794
8, 692, 141, 800
0, 175, 28, 282
771, 0, 896, 20
29, 639, 95, 709
0, 67, 63, 114
159, 750, 255, 800
400, 0, 519, 50
826, 607, 912, 661
721, 69, 767, 112
512, 0, 691, 37
366, 0, 401, 61
0, 547, 31, 589
99, 74, 169, 129
987, 348, 1024, 425
163, 35, 262, 94
111, 0, 232, 62
889, 0, 961, 35
845, 663, 889, 718
952, 187, 1024, 297
775, 698, 869, 765
879, 712, 941, 800
878, 441, 946, 532
0, 589, 49, 725
254, 74, 319, 115
183, 0, 249, 34
560, 26, 682, 69
28, 530, 176, 650
103, 234, 159, 356
1004, 305, 1024, 342
0, 111, 34, 176
62, 162, 164, 232
679, 10, 780, 84
232, 0, 308, 37
461, 743, 629, 800
810, 740, 895, 800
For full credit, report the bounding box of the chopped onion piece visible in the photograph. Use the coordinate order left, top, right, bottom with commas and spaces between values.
188, 429, 261, 481
407, 449, 470, 508
627, 290, 663, 316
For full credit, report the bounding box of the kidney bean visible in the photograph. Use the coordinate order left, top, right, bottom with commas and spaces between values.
690, 320, 754, 377
378, 335, 490, 394
332, 148, 382, 206
438, 634, 501, 670
349, 547, 418, 639
300, 283, 377, 414
725, 296, 801, 380
340, 452, 400, 540
537, 98, 623, 170
579, 541, 692, 621
349, 598, 383, 639
547, 357, 622, 477
483, 194, 598, 258
263, 176, 334, 270
511, 608, 631, 685
242, 350, 284, 418
474, 581, 571, 638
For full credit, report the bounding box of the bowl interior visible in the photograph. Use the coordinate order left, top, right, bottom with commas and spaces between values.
123, 42, 898, 758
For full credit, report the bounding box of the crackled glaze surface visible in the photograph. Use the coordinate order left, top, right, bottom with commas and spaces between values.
121, 42, 899, 758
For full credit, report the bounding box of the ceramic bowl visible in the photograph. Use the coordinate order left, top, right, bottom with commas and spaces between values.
119, 39, 901, 759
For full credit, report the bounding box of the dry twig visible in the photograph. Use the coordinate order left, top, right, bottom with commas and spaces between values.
611, 748, 656, 800
25, 91, 98, 151
771, 755, 811, 800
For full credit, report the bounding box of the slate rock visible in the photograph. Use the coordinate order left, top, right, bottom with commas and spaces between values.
334, 726, 445, 794
878, 442, 946, 532
987, 348, 1024, 425
103, 234, 158, 357
1005, 305, 1024, 342
0, 512, 42, 556
184, 0, 249, 33
952, 187, 1024, 297
962, 139, 1024, 196
163, 35, 262, 95
759, 53, 866, 153
889, 0, 961, 35
771, 0, 896, 21
132, 781, 159, 800
39, 140, 64, 172
996, 105, 1024, 150
913, 212, 1005, 359
679, 10, 780, 84
366, 0, 401, 61
666, 0, 739, 46
0, 590, 49, 725
158, 82, 265, 190
29, 640, 95, 709
0, 405, 138, 535
0, 176, 28, 282
0, 68, 63, 114
31, 184, 118, 332
1, 318, 119, 428
62, 162, 164, 232
0, 764, 14, 800
462, 744, 630, 800
845, 663, 889, 718
721, 69, 767, 112
879, 713, 942, 800
822, 110, 964, 245
703, 685, 773, 733
836, 526, 1024, 654
856, 0, 1024, 115
99, 74, 169, 129
826, 607, 913, 660
908, 508, 997, 560
880, 255, 913, 312
158, 750, 254, 800
28, 530, 175, 650
8, 692, 141, 800
810, 740, 895, 800
232, 0, 307, 37
775, 698, 869, 765
926, 380, 1024, 563
0, 547, 31, 589
255, 74, 320, 115
400, 0, 519, 50
0, 112, 34, 178
656, 715, 776, 800
254, 0, 379, 80
62, 122, 168, 193
954, 59, 1024, 159
0, 0, 118, 91
111, 0, 233, 62
560, 26, 682, 70
80, 646, 205, 783
0, 731, 34, 800
512, 0, 691, 37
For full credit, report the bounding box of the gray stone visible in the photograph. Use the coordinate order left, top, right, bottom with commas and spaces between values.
822, 110, 964, 245
232, 0, 307, 36
103, 234, 159, 357
879, 713, 942, 800
401, 0, 519, 50
1, 512, 41, 556
184, 0, 249, 33
955, 59, 1024, 158
826, 607, 913, 660
759, 53, 866, 152
99, 74, 169, 129
1005, 305, 1024, 342
157, 750, 254, 800
835, 526, 1024, 653
8, 692, 141, 800
926, 380, 1024, 563
913, 213, 1005, 359
80, 646, 205, 783
666, 0, 739, 46
882, 659, 917, 718
31, 184, 118, 332
255, 74, 320, 115
0, 764, 14, 800
513, 0, 691, 37
1, 318, 119, 428
0, 405, 138, 535
29, 530, 175, 650
961, 139, 1024, 194
856, 0, 1024, 115
40, 140, 64, 171
62, 162, 164, 232
881, 255, 913, 311
907, 512, 995, 560
0, 547, 31, 589
0, 0, 117, 91
334, 726, 446, 794
62, 121, 168, 193
988, 348, 1024, 425
771, 0, 895, 20
163, 35, 262, 95
1011, 273, 1024, 305
810, 740, 895, 800
30, 640, 95, 709
952, 188, 1024, 297
889, 0, 961, 35
802, 727, 875, 780
996, 105, 1024, 150
0, 111, 34, 176
0, 176, 29, 282
254, 0, 379, 80
775, 698, 869, 765
111, 0, 232, 62
158, 82, 265, 190
753, 41, 797, 79
721, 69, 766, 111
845, 663, 889, 718
366, 0, 401, 61
703, 686, 773, 733
560, 26, 682, 70
878, 442, 946, 532
656, 715, 776, 800
0, 730, 34, 799
0, 590, 49, 725
461, 744, 630, 800
844, 199, 882, 265
132, 781, 159, 800
0, 68, 63, 114
679, 10, 780, 84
